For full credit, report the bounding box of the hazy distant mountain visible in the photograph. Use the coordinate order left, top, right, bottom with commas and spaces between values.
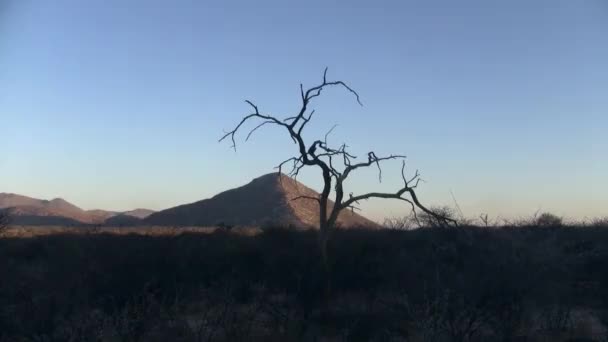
103, 209, 155, 226
0, 193, 97, 224
144, 173, 377, 228
122, 209, 155, 219
86, 209, 119, 222
0, 193, 49, 208
104, 214, 142, 227
0, 193, 153, 226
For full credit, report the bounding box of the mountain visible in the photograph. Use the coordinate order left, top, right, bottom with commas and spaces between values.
122, 209, 155, 219
86, 209, 119, 222
0, 193, 154, 226
0, 193, 97, 224
144, 173, 377, 228
0, 193, 48, 208
104, 214, 143, 227
103, 209, 155, 226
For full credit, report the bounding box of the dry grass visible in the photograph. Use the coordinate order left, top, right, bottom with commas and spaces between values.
1, 225, 608, 340
2, 225, 264, 238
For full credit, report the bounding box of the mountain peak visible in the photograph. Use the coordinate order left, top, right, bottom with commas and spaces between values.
145, 173, 377, 228
2, 173, 377, 228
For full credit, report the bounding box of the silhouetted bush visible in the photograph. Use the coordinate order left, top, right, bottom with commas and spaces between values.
536, 212, 564, 227
383, 215, 417, 230
0, 209, 9, 236
592, 217, 608, 228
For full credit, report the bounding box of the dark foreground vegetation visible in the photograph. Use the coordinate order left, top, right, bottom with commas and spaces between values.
2, 223, 608, 341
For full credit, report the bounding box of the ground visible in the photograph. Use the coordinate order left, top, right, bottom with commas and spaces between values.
1, 224, 607, 341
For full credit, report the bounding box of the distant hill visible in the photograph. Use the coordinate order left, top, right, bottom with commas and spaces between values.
0, 193, 99, 224
0, 193, 154, 226
104, 214, 142, 227
86, 209, 119, 222
0, 193, 49, 208
2, 174, 377, 228
144, 173, 377, 228
104, 209, 154, 226
122, 209, 155, 219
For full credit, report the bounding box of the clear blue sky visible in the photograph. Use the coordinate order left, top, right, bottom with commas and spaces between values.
1, 0, 606, 221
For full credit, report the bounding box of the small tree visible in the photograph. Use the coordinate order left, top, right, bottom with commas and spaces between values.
220, 69, 455, 297
535, 212, 563, 227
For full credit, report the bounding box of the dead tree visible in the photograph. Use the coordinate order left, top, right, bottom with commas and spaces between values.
220, 69, 456, 296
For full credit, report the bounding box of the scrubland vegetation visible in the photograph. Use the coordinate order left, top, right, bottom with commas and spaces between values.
1, 215, 608, 341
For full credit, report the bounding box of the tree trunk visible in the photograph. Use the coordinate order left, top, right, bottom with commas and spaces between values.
319, 222, 331, 312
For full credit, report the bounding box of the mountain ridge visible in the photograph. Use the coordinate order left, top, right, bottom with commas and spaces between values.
0, 193, 154, 226
2, 173, 377, 228
144, 173, 377, 228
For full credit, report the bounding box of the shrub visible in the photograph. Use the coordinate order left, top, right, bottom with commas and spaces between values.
536, 212, 563, 227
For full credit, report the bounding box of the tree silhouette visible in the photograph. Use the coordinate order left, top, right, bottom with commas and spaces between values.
220, 69, 455, 297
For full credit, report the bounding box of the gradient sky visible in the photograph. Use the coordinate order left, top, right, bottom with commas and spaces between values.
1, 0, 606, 222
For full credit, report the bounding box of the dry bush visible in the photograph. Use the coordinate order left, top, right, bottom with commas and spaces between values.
536, 212, 564, 227
416, 205, 475, 228
503, 211, 562, 228
383, 216, 418, 230
591, 217, 608, 228
383, 206, 460, 230
0, 209, 10, 236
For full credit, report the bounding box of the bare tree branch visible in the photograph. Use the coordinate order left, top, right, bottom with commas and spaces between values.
292, 195, 321, 204
289, 67, 362, 136
342, 152, 407, 182
246, 120, 274, 141
324, 124, 338, 144
276, 156, 305, 178
219, 100, 294, 150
